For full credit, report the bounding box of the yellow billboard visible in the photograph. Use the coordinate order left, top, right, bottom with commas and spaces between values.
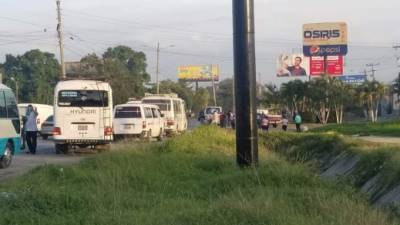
178, 65, 219, 82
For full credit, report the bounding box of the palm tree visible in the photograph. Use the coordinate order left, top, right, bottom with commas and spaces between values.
357, 80, 386, 123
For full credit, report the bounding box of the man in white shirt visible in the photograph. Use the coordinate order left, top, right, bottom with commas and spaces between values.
25, 105, 39, 154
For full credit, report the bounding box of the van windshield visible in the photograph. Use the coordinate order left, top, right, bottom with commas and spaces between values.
142, 99, 171, 111
58, 90, 108, 107
115, 106, 141, 118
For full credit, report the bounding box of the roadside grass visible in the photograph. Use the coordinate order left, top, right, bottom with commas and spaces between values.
262, 132, 400, 206
310, 120, 400, 137
0, 126, 397, 225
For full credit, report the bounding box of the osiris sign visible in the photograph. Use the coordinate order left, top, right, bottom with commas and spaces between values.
304, 30, 341, 39
303, 22, 348, 56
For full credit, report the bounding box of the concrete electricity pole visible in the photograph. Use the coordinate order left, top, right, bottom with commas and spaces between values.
56, 0, 66, 79
156, 42, 160, 94
232, 0, 258, 167
210, 65, 217, 106
366, 63, 379, 81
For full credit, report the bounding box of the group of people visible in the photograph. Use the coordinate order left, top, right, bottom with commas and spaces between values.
212, 111, 235, 129
21, 105, 39, 154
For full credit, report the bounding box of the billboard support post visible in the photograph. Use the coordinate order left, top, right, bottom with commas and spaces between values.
210, 64, 217, 106
232, 0, 258, 167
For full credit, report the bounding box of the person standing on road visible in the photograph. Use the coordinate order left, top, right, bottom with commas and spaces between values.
295, 113, 302, 132
282, 117, 288, 131
20, 115, 27, 150
261, 114, 269, 132
25, 105, 39, 154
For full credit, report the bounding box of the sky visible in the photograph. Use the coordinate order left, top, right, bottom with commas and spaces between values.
0, 0, 399, 86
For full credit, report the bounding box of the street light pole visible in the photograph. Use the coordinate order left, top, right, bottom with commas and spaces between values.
156, 42, 160, 94
233, 0, 258, 167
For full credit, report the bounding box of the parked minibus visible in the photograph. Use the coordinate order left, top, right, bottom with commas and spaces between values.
0, 84, 21, 168
142, 93, 187, 135
113, 102, 164, 140
53, 80, 113, 153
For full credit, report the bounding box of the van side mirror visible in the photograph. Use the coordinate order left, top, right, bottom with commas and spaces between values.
160, 113, 165, 118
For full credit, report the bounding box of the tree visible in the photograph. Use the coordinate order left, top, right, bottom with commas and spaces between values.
2, 50, 60, 104
280, 79, 308, 113
192, 88, 209, 113
306, 76, 332, 124
330, 79, 354, 124
357, 80, 386, 123
76, 46, 151, 105
260, 83, 281, 108
216, 78, 234, 111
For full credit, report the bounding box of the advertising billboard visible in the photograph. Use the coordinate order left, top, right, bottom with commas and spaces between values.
338, 75, 367, 84
310, 55, 344, 76
276, 54, 309, 77
178, 65, 219, 82
303, 22, 348, 56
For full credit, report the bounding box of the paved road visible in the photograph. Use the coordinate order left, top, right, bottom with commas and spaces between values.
0, 138, 82, 181
0, 118, 201, 182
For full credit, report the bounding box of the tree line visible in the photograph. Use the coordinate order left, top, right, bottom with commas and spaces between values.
1, 47, 399, 124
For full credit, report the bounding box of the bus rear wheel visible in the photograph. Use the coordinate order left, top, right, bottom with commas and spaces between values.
0, 143, 12, 169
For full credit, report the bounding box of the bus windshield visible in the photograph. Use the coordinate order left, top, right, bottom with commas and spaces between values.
142, 99, 171, 111
58, 90, 108, 107
115, 106, 141, 118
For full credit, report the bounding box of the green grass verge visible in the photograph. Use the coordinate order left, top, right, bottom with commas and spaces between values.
310, 120, 400, 137
0, 126, 397, 225
262, 132, 400, 208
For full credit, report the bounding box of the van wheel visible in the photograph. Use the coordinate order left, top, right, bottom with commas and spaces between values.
55, 144, 69, 154
157, 129, 163, 141
146, 130, 152, 142
0, 143, 13, 169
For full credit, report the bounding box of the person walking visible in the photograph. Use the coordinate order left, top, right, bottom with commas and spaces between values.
282, 117, 288, 131
294, 113, 302, 132
25, 105, 39, 154
261, 114, 269, 132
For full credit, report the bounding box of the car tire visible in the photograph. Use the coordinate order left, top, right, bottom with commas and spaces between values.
0, 143, 13, 169
157, 129, 163, 141
55, 144, 69, 154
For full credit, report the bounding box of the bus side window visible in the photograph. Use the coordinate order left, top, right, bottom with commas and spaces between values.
0, 91, 6, 118
4, 90, 18, 118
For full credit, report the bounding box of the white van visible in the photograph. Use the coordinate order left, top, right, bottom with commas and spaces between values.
113, 102, 164, 140
142, 93, 187, 135
53, 80, 113, 153
0, 84, 21, 168
18, 103, 53, 133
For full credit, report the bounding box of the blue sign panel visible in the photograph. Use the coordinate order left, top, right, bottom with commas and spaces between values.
303, 45, 348, 57
338, 75, 367, 84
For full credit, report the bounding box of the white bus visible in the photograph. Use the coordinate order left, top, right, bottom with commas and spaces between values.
142, 93, 187, 135
53, 80, 113, 153
113, 102, 164, 141
0, 84, 21, 168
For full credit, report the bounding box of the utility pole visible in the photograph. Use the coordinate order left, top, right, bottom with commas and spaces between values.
156, 42, 160, 94
394, 45, 400, 67
366, 63, 379, 81
233, 0, 258, 167
210, 65, 217, 106
56, 0, 66, 79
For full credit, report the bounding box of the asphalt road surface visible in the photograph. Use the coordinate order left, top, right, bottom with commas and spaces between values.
0, 118, 201, 182
0, 138, 82, 182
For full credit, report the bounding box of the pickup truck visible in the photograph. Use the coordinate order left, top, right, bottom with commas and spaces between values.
257, 108, 282, 128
